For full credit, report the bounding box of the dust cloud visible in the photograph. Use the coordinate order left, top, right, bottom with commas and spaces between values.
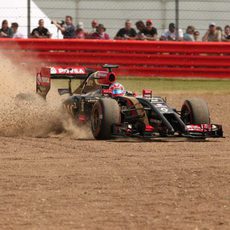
0, 54, 92, 139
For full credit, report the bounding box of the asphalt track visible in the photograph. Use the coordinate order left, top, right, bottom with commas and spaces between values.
0, 93, 229, 230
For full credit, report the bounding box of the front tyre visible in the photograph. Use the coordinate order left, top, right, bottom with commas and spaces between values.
181, 98, 210, 125
91, 98, 120, 140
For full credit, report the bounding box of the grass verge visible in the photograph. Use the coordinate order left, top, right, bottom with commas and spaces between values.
52, 78, 230, 94
118, 77, 230, 93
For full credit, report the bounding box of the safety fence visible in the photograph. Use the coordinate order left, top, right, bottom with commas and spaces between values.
0, 38, 230, 79
4, 0, 230, 38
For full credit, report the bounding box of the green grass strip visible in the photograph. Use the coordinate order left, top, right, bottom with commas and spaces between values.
118, 77, 230, 93
52, 78, 230, 93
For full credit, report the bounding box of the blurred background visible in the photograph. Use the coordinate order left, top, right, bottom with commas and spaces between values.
1, 0, 230, 38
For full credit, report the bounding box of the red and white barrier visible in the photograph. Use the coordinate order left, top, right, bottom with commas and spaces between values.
1, 38, 230, 78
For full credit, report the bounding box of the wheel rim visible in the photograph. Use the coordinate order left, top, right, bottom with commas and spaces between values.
92, 108, 101, 132
181, 106, 192, 124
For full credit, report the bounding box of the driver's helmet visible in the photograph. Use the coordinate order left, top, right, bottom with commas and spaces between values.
109, 82, 126, 97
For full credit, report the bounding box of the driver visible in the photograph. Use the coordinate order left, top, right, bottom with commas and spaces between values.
109, 82, 126, 97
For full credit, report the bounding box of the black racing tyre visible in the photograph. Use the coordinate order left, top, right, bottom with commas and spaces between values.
181, 98, 210, 125
91, 98, 120, 140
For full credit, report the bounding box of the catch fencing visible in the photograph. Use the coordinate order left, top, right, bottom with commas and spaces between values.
1, 0, 230, 39
30, 0, 230, 38
0, 38, 230, 79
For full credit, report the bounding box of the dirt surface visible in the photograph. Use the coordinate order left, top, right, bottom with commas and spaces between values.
0, 92, 229, 230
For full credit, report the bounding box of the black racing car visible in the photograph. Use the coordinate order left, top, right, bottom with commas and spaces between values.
36, 64, 223, 140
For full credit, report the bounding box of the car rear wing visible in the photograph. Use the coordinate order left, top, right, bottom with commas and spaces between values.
36, 66, 88, 99
36, 64, 119, 98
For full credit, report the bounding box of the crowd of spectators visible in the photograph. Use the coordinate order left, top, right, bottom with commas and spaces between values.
1, 16, 230, 42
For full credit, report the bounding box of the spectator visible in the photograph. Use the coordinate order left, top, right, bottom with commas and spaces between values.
135, 20, 146, 40
0, 19, 13, 38
183, 25, 195, 41
222, 25, 230, 41
160, 22, 183, 41
202, 22, 221, 42
11, 22, 24, 38
52, 15, 75, 39
114, 19, 136, 40
31, 19, 52, 38
90, 24, 110, 40
194, 30, 200, 41
91, 19, 98, 33
86, 19, 98, 38
216, 26, 224, 38
142, 19, 158, 41
75, 22, 87, 39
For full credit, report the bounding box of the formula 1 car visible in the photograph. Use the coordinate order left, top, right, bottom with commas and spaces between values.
36, 64, 223, 140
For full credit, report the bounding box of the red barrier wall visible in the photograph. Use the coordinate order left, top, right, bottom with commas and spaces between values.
0, 38, 230, 78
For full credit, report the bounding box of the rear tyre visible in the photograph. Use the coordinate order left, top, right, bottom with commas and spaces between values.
181, 98, 210, 124
91, 98, 120, 140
